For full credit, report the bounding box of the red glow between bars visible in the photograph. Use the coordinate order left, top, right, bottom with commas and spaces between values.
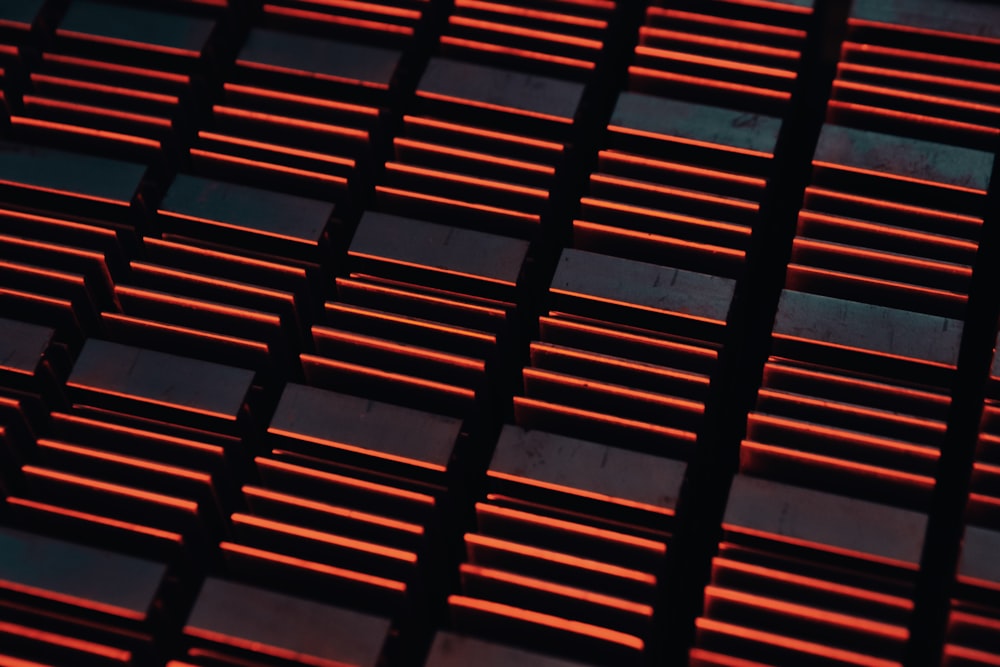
942, 645, 1000, 666
695, 618, 901, 667
222, 82, 378, 116
647, 8, 807, 39
456, 0, 608, 28
348, 249, 517, 288
549, 286, 727, 327
268, 425, 450, 473
787, 263, 968, 304
513, 396, 698, 444
803, 186, 982, 226
183, 629, 352, 667
449, 595, 645, 650
338, 278, 507, 318
522, 367, 705, 414
607, 123, 775, 159
235, 57, 390, 89
841, 41, 1000, 75
375, 185, 541, 224
705, 585, 908, 639
300, 354, 476, 401
143, 237, 308, 279
241, 486, 424, 534
475, 502, 666, 554
37, 438, 213, 482
198, 131, 356, 168
0, 572, 148, 621
812, 159, 988, 195
230, 513, 417, 562
0, 260, 84, 288
416, 90, 574, 124
640, 26, 802, 60
188, 150, 349, 187
688, 648, 774, 667
64, 378, 240, 422
755, 388, 946, 434
327, 303, 496, 343
218, 542, 407, 591
55, 29, 202, 57
262, 4, 414, 36
792, 237, 972, 277
385, 161, 550, 199
23, 465, 201, 512
129, 261, 296, 305
629, 66, 792, 101
256, 456, 436, 505
41, 53, 190, 84
394, 137, 554, 174
835, 79, 1000, 116
763, 362, 950, 406
0, 620, 132, 661
50, 411, 220, 456
837, 63, 1000, 98
848, 18, 1000, 46
827, 101, 999, 138
403, 114, 564, 152
599, 150, 767, 188
460, 564, 654, 615
10, 116, 159, 149
590, 173, 759, 211
443, 36, 595, 70
30, 73, 179, 104
6, 496, 184, 544
796, 211, 979, 253
711, 556, 914, 609
635, 45, 797, 80
212, 105, 369, 139
449, 16, 603, 49
115, 285, 282, 326
530, 341, 712, 386
714, 0, 813, 14
314, 327, 485, 371
23, 95, 172, 127
540, 314, 718, 359
288, 0, 421, 19
580, 197, 752, 236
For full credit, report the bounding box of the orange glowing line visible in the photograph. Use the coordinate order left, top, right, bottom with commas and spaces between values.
942, 645, 1000, 666
688, 649, 773, 667
635, 45, 796, 80
338, 278, 506, 318
328, 303, 496, 343
706, 585, 908, 639
51, 411, 224, 454
416, 90, 573, 124
756, 388, 945, 434
797, 210, 979, 253
285, 0, 420, 19
461, 564, 653, 615
695, 618, 898, 667
649, 8, 807, 39
24, 465, 200, 512
523, 367, 705, 413
827, 101, 999, 138
441, 35, 595, 70
56, 29, 202, 57
1, 233, 105, 265
143, 238, 308, 279
256, 456, 435, 505
129, 261, 294, 304
804, 186, 981, 226
748, 412, 940, 458
640, 27, 801, 60
540, 315, 718, 359
212, 105, 369, 140
403, 114, 563, 152
394, 137, 555, 175
30, 73, 179, 104
530, 341, 711, 386
715, 0, 812, 13
835, 79, 1000, 116
837, 63, 1000, 97
712, 556, 913, 609
0, 288, 73, 309
37, 438, 212, 482
449, 15, 602, 49
514, 396, 698, 443
386, 161, 549, 199
222, 82, 378, 116
116, 285, 281, 326
590, 173, 759, 211
188, 149, 349, 187
267, 420, 449, 473
792, 237, 972, 276
23, 95, 171, 127
0, 575, 148, 621
549, 286, 727, 326
841, 42, 1000, 75
235, 58, 391, 89
848, 18, 1000, 46
314, 327, 484, 371
950, 611, 1000, 632
487, 467, 675, 516
628, 66, 792, 101
475, 502, 665, 554
0, 620, 132, 661
64, 379, 240, 422
607, 124, 774, 159
0, 260, 84, 287
599, 150, 766, 187
262, 4, 414, 36
457, 0, 607, 28
375, 186, 540, 224
10, 116, 159, 149
157, 207, 322, 246
198, 131, 355, 168
812, 159, 988, 195
576, 219, 744, 260
743, 439, 937, 488
788, 263, 967, 303
183, 634, 344, 667
765, 361, 949, 404
42, 53, 190, 83
219, 542, 407, 591
6, 496, 183, 544
348, 249, 516, 287
242, 486, 424, 534
231, 514, 417, 562
580, 197, 751, 236
449, 595, 645, 650
300, 354, 475, 401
